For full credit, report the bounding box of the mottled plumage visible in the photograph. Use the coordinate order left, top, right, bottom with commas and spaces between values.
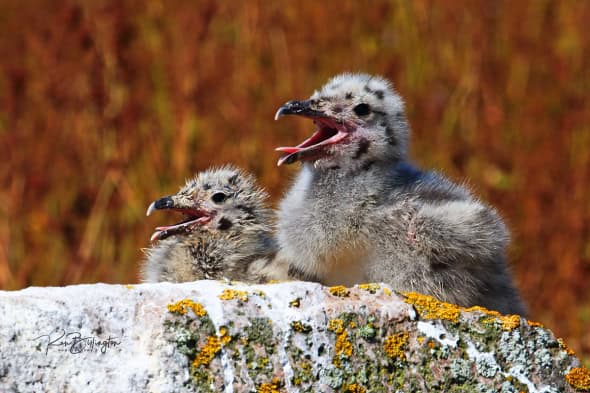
274, 73, 526, 315
141, 166, 288, 283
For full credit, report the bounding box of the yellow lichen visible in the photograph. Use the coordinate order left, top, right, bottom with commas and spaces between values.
499, 314, 521, 331
384, 332, 409, 360
349, 321, 356, 329
327, 319, 345, 334
218, 327, 232, 345
218, 289, 249, 302
329, 285, 350, 297
257, 378, 281, 393
416, 336, 425, 344
125, 284, 134, 289
289, 298, 301, 308
192, 328, 231, 368
558, 338, 577, 356
345, 383, 367, 393
402, 292, 461, 322
290, 321, 311, 333
358, 283, 381, 293
327, 318, 352, 366
480, 316, 499, 325
167, 299, 207, 317
253, 290, 266, 298
565, 367, 590, 391
383, 287, 392, 296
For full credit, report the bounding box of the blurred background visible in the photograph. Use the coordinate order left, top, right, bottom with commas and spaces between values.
0, 0, 588, 362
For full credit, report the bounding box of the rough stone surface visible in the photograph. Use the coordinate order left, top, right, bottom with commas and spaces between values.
0, 281, 586, 392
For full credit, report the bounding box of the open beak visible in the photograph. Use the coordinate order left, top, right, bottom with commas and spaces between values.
274, 100, 350, 166
146, 196, 212, 242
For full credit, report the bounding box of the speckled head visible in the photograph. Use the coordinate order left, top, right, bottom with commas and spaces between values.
275, 73, 410, 169
146, 166, 270, 242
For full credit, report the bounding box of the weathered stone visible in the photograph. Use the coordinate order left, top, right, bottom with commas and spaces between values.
0, 281, 587, 392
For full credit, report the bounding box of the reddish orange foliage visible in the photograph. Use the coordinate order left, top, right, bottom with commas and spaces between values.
0, 0, 588, 362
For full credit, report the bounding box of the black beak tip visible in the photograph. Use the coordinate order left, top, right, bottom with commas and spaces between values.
274, 99, 323, 121
146, 196, 175, 216
154, 196, 174, 210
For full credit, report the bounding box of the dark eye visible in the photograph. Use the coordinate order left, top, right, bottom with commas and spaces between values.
353, 103, 371, 116
211, 192, 227, 204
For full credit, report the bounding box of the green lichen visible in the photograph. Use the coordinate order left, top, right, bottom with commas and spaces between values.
242, 317, 276, 381
163, 290, 578, 392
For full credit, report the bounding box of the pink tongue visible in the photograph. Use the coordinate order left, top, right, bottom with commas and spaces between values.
275, 146, 303, 154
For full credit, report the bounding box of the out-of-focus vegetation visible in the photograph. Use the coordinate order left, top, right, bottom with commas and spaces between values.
0, 0, 588, 361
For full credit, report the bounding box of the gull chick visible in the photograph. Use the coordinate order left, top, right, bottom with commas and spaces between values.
274, 73, 526, 315
141, 166, 287, 283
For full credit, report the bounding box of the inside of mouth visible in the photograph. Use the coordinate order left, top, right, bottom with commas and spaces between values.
151, 212, 209, 242
156, 214, 201, 230
276, 123, 339, 154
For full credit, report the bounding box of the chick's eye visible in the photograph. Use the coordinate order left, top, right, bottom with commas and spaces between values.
353, 103, 371, 116
211, 192, 227, 203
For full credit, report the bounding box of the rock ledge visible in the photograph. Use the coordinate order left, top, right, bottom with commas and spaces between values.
0, 281, 587, 392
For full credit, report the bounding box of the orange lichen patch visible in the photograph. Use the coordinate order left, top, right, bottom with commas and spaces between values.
403, 292, 523, 329
565, 367, 590, 391
257, 378, 281, 393
559, 338, 577, 356
218, 289, 249, 301
334, 331, 353, 363
527, 320, 544, 328
358, 283, 381, 293
192, 328, 231, 368
402, 292, 460, 322
329, 285, 350, 297
344, 383, 367, 393
463, 305, 501, 317
499, 314, 521, 331
167, 299, 207, 317
327, 318, 352, 366
427, 341, 436, 349
192, 336, 221, 367
479, 313, 521, 331
384, 332, 409, 360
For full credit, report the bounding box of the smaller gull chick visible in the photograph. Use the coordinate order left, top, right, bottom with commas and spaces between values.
141, 166, 287, 283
